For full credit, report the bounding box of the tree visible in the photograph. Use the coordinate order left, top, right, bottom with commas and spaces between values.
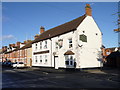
113, 2, 120, 47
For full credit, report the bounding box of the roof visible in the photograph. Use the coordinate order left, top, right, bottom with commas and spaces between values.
20, 41, 32, 50
32, 14, 86, 44
105, 47, 120, 51
64, 50, 75, 55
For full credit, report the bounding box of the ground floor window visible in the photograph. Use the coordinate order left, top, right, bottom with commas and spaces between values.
65, 55, 74, 66
40, 55, 42, 63
45, 55, 48, 63
35, 56, 37, 63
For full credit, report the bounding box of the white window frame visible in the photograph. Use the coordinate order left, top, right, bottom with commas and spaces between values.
55, 42, 59, 51
40, 41, 42, 49
40, 55, 42, 63
35, 43, 37, 50
45, 55, 48, 63
68, 38, 72, 48
44, 41, 47, 49
35, 56, 37, 63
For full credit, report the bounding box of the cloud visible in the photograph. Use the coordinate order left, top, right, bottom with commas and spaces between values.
90, 3, 95, 6
1, 35, 17, 41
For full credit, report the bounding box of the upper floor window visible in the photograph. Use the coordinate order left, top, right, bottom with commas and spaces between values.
69, 38, 72, 48
40, 41, 42, 49
106, 51, 110, 55
55, 42, 59, 50
58, 39, 63, 49
35, 43, 37, 50
79, 34, 87, 42
44, 41, 47, 49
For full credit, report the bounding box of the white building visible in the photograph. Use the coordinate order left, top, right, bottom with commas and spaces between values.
32, 4, 103, 69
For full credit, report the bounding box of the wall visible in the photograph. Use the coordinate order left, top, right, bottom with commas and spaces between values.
32, 39, 52, 67
76, 16, 102, 68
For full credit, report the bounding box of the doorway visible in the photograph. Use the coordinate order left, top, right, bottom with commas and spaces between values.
54, 56, 58, 69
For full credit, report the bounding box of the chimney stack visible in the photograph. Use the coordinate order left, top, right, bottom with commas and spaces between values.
34, 34, 39, 39
16, 42, 21, 47
40, 26, 45, 34
2, 46, 7, 52
85, 4, 92, 16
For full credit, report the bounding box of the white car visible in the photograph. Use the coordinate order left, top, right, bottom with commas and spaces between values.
12, 62, 24, 68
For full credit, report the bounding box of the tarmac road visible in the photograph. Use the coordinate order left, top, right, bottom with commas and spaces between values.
1, 66, 120, 89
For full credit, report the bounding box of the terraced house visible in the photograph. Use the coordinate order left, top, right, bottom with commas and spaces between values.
32, 4, 103, 69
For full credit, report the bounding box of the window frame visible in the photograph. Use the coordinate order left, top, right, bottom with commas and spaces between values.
45, 55, 48, 63
35, 56, 37, 63
44, 41, 47, 49
40, 41, 42, 49
40, 55, 42, 63
35, 43, 37, 50
68, 38, 73, 48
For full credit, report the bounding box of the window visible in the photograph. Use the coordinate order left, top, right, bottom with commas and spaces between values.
70, 61, 73, 65
83, 31, 85, 33
65, 55, 74, 66
45, 55, 47, 63
40, 56, 42, 63
40, 41, 42, 49
58, 39, 63, 49
44, 41, 47, 49
35, 56, 37, 63
106, 51, 110, 55
35, 43, 37, 50
70, 56, 73, 60
65, 61, 69, 65
55, 42, 59, 50
79, 34, 87, 42
65, 55, 69, 61
69, 38, 72, 48
96, 33, 98, 35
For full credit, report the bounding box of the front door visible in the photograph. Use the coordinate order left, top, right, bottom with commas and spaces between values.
54, 56, 58, 69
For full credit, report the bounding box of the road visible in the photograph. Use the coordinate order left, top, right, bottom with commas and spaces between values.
2, 66, 120, 89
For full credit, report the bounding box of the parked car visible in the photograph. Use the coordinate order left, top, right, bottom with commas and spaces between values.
2, 62, 7, 66
12, 62, 24, 68
2, 61, 13, 67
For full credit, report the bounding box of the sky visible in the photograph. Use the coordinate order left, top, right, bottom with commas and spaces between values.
2, 2, 119, 48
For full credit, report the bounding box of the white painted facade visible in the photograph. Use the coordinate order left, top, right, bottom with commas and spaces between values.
32, 39, 52, 67
32, 16, 103, 69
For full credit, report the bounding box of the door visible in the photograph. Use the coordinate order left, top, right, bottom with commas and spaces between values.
54, 56, 58, 69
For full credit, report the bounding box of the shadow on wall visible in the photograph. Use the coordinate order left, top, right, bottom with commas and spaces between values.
105, 51, 120, 68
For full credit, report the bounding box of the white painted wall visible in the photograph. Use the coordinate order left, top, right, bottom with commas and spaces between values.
32, 16, 103, 69
32, 39, 52, 67
75, 16, 102, 68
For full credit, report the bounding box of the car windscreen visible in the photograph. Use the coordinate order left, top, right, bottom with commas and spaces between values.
19, 62, 23, 64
